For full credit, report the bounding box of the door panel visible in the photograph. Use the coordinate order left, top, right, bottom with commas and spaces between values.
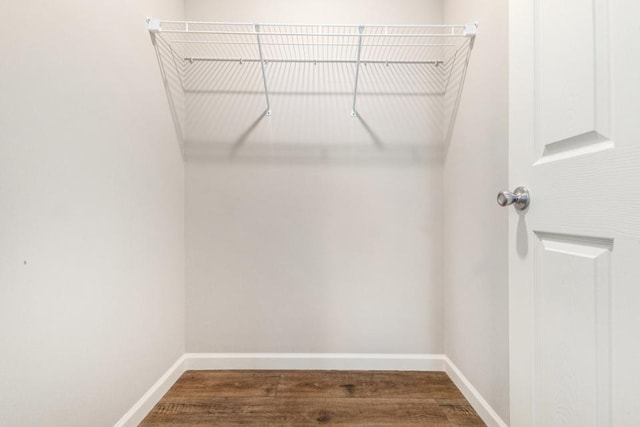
535, 0, 611, 159
534, 233, 611, 427
509, 0, 640, 425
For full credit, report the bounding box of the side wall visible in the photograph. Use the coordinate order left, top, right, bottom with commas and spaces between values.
443, 0, 510, 422
0, 1, 185, 426
184, 0, 446, 354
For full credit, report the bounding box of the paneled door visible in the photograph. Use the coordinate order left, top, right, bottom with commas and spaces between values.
508, 0, 640, 426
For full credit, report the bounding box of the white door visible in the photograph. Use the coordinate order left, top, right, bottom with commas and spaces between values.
509, 0, 640, 426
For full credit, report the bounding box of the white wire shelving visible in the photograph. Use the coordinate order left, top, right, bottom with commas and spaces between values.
147, 18, 476, 159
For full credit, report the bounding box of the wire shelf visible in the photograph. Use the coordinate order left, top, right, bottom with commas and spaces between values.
148, 18, 476, 159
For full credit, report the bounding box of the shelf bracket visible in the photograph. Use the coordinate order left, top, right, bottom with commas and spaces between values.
464, 22, 478, 48
351, 25, 365, 117
146, 17, 162, 33
255, 24, 272, 116
146, 17, 162, 45
463, 22, 478, 37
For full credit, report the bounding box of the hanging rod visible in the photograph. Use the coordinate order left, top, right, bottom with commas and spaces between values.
183, 58, 445, 66
170, 41, 458, 48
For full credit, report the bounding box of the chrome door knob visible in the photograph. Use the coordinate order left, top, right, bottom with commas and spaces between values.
497, 186, 530, 210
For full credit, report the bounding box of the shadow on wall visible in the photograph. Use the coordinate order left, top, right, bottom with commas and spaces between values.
152, 24, 472, 165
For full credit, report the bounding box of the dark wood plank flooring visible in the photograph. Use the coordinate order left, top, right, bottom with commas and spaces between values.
140, 370, 486, 426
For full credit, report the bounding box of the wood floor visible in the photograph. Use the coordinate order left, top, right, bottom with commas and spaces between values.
140, 370, 485, 426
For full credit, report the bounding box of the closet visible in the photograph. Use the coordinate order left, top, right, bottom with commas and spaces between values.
1, 1, 511, 426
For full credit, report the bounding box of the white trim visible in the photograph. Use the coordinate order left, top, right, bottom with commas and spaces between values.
114, 353, 508, 427
184, 353, 446, 371
444, 356, 509, 427
113, 355, 187, 427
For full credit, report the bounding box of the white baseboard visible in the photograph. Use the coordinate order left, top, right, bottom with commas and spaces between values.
443, 356, 509, 427
114, 353, 507, 427
184, 352, 446, 371
113, 355, 187, 427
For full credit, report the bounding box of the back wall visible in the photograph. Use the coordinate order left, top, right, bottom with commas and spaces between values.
184, 0, 446, 354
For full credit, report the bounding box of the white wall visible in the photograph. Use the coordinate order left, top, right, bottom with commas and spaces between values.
443, 0, 510, 423
187, 163, 442, 353
0, 0, 185, 426
185, 0, 442, 25
185, 0, 445, 354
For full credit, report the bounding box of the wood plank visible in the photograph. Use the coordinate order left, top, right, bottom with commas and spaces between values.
141, 397, 451, 426
438, 401, 485, 426
277, 370, 464, 399
164, 370, 281, 398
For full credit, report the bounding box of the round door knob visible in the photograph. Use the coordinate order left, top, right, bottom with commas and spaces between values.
497, 186, 530, 210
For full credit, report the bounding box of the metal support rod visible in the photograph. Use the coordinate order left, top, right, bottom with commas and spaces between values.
183, 57, 444, 66
351, 25, 364, 117
151, 37, 185, 155
444, 41, 473, 146
156, 29, 465, 38
171, 40, 456, 48
153, 19, 466, 29
255, 24, 272, 116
